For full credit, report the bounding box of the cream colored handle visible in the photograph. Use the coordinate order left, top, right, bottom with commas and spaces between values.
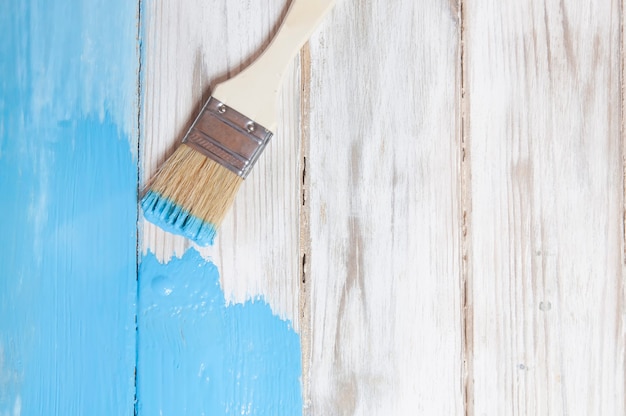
212, 0, 335, 131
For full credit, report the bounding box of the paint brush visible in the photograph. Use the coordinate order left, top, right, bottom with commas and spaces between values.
141, 0, 335, 245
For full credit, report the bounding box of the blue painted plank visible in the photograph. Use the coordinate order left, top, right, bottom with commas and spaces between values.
136, 249, 303, 415
0, 1, 139, 415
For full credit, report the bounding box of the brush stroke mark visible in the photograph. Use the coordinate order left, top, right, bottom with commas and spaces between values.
0, 1, 138, 415
136, 248, 302, 415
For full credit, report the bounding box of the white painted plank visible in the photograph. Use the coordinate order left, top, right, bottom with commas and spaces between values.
305, 0, 464, 413
141, 0, 303, 327
464, 0, 624, 413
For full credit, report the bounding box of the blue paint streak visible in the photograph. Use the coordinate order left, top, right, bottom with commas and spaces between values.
141, 191, 217, 246
137, 249, 303, 415
0, 1, 138, 415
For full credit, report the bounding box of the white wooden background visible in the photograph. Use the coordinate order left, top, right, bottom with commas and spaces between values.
141, 0, 625, 414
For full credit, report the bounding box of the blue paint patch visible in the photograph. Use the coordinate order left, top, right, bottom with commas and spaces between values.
0, 1, 138, 415
136, 249, 303, 415
141, 190, 217, 246
0, 117, 138, 415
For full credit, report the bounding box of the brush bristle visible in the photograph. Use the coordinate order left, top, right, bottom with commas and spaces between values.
141, 144, 243, 246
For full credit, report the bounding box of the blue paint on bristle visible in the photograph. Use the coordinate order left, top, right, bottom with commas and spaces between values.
141, 190, 217, 246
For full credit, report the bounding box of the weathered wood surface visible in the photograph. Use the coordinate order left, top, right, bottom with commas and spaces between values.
6, 0, 624, 413
464, 0, 624, 414
141, 0, 625, 414
304, 0, 464, 414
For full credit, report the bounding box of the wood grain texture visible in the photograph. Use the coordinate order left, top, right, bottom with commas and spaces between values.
140, 0, 303, 326
464, 0, 625, 414
305, 0, 464, 413
140, 0, 626, 414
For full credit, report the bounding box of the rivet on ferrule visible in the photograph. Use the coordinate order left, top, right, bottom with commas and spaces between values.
182, 97, 273, 179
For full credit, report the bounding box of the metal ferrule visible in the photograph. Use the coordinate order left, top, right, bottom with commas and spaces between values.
182, 97, 273, 179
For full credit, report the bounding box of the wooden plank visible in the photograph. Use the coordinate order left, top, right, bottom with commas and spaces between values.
140, 0, 303, 327
304, 0, 464, 413
0, 1, 139, 414
464, 0, 624, 413
138, 0, 305, 414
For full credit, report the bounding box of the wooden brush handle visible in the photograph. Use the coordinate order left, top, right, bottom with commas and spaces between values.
212, 0, 335, 131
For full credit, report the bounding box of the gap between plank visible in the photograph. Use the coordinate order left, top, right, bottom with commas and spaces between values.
459, 0, 474, 415
299, 41, 313, 414
134, 0, 144, 414
613, 0, 626, 411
